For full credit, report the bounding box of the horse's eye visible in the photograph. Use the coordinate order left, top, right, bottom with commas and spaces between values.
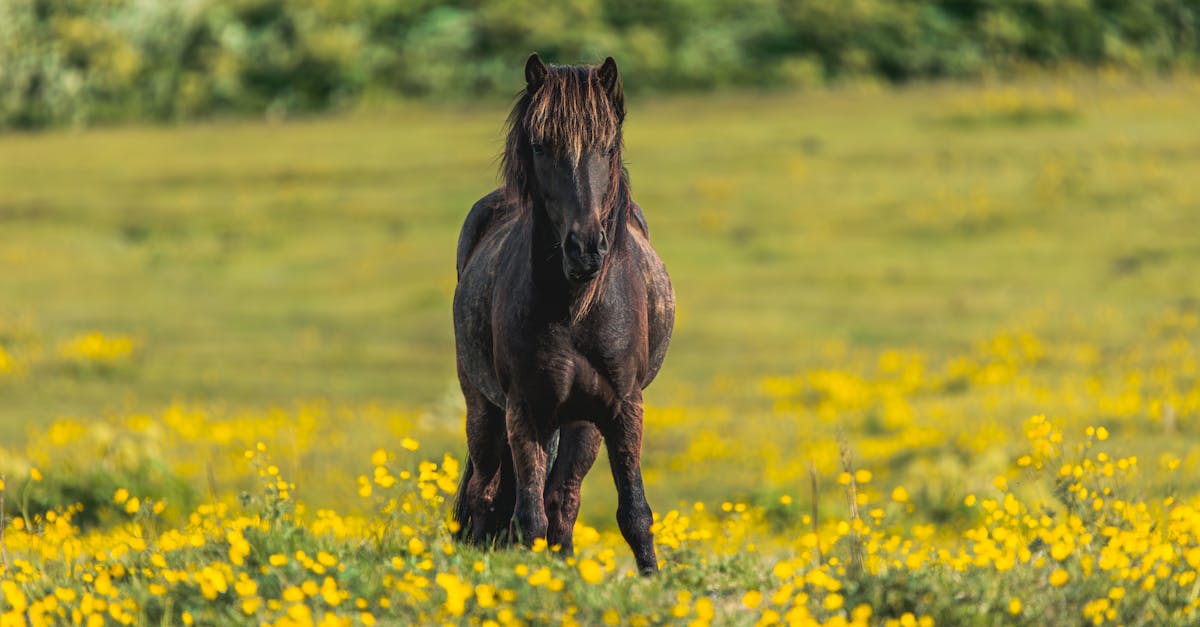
531, 142, 545, 156
607, 145, 617, 156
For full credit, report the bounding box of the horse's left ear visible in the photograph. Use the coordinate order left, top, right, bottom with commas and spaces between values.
597, 56, 625, 123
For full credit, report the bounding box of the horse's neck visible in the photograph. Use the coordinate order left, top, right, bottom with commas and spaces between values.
524, 204, 625, 319
526, 206, 569, 293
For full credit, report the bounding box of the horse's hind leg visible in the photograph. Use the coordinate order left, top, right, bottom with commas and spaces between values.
544, 422, 602, 555
601, 393, 658, 574
460, 383, 510, 545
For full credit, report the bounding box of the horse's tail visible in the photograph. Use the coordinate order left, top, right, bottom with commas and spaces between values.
451, 456, 474, 541
547, 429, 560, 477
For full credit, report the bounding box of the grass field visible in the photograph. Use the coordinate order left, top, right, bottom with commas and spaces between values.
3, 76, 1200, 625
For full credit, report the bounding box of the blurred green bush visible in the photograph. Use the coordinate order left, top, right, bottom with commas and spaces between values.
1, 0, 1198, 129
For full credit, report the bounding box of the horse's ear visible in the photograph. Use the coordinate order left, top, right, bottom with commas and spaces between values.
525, 53, 547, 92
597, 56, 624, 122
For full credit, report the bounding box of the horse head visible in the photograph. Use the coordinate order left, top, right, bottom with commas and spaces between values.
504, 53, 627, 285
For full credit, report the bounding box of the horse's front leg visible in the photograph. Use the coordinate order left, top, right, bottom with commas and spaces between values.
602, 393, 658, 574
506, 401, 551, 545
544, 421, 602, 554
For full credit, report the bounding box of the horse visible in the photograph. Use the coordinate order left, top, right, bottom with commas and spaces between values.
451, 53, 674, 574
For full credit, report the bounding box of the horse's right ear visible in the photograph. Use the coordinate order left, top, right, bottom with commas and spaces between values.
525, 53, 547, 92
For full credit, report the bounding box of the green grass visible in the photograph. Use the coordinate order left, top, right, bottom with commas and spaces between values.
1, 77, 1199, 441
4, 78, 1200, 625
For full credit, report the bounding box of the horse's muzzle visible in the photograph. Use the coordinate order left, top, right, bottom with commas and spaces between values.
563, 230, 607, 284
564, 259, 602, 284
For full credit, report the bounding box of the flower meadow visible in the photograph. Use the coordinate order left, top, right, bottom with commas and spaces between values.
4, 75, 1200, 626
2, 308, 1199, 626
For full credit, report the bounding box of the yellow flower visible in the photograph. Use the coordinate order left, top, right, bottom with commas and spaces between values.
435, 573, 472, 616
1096, 427, 1109, 441
1008, 598, 1022, 615
824, 593, 844, 611
743, 590, 763, 609
475, 584, 497, 608
2, 580, 27, 613
235, 578, 257, 597
527, 567, 551, 586
125, 497, 141, 514
1049, 569, 1069, 587
371, 449, 388, 466
408, 537, 425, 556
320, 577, 342, 606
1050, 542, 1071, 561
401, 438, 420, 451
30, 467, 42, 482
891, 486, 910, 503
578, 559, 604, 584
113, 488, 129, 504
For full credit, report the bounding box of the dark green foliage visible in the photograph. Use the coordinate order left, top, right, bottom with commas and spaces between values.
1, 0, 1198, 126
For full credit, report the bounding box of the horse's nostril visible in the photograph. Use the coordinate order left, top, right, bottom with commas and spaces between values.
597, 232, 609, 256
566, 231, 582, 255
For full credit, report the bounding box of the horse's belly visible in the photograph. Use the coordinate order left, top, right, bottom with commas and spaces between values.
633, 233, 675, 387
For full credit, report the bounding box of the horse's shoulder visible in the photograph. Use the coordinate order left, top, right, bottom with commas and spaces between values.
457, 189, 512, 278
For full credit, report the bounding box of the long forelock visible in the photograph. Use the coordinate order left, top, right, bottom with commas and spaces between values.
502, 64, 624, 211
525, 66, 620, 163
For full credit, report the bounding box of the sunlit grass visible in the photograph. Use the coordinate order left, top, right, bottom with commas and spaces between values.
1, 77, 1199, 430
2, 76, 1200, 624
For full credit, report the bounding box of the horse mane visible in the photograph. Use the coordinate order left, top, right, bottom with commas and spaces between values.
500, 61, 633, 323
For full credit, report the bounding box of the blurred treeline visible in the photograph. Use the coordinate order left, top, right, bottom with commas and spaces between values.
2, 0, 1198, 129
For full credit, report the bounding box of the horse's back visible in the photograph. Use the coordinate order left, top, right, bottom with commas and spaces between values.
457, 189, 510, 279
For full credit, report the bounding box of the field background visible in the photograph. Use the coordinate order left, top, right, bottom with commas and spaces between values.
3, 71, 1200, 624
4, 75, 1200, 496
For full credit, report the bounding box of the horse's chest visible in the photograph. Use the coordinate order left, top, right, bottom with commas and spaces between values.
516, 323, 638, 402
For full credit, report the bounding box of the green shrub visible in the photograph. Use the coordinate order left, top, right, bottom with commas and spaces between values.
1, 0, 1198, 129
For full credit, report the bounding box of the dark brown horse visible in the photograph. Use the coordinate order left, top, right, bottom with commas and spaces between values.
451, 54, 674, 573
